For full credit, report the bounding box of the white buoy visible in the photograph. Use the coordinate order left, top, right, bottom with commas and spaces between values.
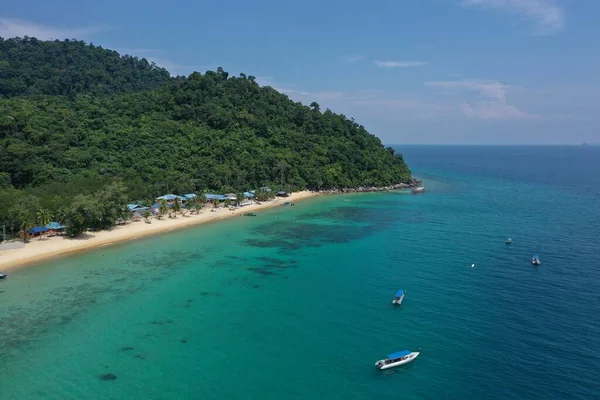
471, 263, 475, 268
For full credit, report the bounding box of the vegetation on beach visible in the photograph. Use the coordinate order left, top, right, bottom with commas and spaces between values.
0, 37, 411, 239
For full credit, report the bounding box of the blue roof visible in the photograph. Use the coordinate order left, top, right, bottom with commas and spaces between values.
395, 290, 404, 297
150, 203, 173, 209
156, 194, 178, 200
243, 191, 255, 198
184, 193, 197, 199
45, 222, 65, 230
127, 203, 147, 211
205, 194, 228, 200
387, 350, 410, 359
29, 226, 49, 234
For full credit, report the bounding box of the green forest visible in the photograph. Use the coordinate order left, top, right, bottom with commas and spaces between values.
0, 37, 411, 239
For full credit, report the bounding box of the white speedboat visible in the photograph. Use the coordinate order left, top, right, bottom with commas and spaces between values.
392, 289, 405, 305
532, 255, 541, 265
375, 350, 419, 370
0, 273, 7, 279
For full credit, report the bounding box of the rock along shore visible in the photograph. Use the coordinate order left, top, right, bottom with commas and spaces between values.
314, 178, 423, 194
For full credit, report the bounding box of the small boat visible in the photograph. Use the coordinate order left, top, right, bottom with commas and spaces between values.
505, 238, 512, 244
375, 350, 420, 370
532, 255, 541, 265
243, 212, 257, 217
392, 289, 405, 305
411, 187, 425, 194
282, 201, 295, 206
0, 273, 7, 279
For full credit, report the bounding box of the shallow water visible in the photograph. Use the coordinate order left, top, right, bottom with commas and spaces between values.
1, 146, 599, 399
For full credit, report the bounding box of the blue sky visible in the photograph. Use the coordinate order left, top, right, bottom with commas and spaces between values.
1, 0, 598, 144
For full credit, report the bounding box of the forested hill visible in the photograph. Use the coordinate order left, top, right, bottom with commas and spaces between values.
0, 38, 411, 236
0, 37, 170, 97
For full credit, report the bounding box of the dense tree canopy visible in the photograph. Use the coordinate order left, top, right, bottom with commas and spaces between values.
0, 37, 170, 98
0, 37, 411, 239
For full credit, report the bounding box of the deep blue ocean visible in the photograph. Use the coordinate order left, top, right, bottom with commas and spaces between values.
0, 146, 599, 399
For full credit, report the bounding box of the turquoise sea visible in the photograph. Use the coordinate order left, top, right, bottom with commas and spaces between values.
1, 146, 599, 399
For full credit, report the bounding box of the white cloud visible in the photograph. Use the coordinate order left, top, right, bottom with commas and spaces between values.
461, 0, 564, 34
352, 99, 453, 119
426, 79, 539, 120
426, 79, 507, 100
460, 102, 540, 119
343, 54, 365, 63
0, 18, 107, 40
374, 60, 428, 68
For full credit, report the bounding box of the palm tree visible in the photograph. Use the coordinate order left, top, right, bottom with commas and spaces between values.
20, 220, 33, 243
236, 192, 246, 206
194, 198, 203, 214
173, 197, 181, 218
158, 199, 169, 219
197, 194, 206, 211
143, 210, 151, 223
186, 197, 195, 215
36, 208, 51, 240
212, 199, 219, 209
186, 197, 196, 215
224, 199, 231, 208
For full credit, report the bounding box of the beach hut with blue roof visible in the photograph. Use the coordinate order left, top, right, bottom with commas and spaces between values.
29, 226, 49, 235
205, 194, 228, 201
45, 222, 65, 230
127, 204, 148, 212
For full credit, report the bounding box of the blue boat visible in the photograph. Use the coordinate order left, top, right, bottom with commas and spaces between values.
392, 289, 405, 305
532, 255, 541, 265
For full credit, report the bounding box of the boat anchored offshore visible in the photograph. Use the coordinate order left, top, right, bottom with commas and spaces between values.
0, 273, 7, 279
375, 350, 419, 370
392, 290, 405, 305
505, 238, 512, 244
532, 255, 541, 265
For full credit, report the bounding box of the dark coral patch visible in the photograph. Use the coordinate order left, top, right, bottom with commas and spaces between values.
100, 373, 117, 381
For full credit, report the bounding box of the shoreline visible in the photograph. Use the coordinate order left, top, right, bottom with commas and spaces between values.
0, 180, 422, 273
0, 191, 318, 272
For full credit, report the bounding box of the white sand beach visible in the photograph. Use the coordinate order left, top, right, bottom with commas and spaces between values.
0, 191, 317, 272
